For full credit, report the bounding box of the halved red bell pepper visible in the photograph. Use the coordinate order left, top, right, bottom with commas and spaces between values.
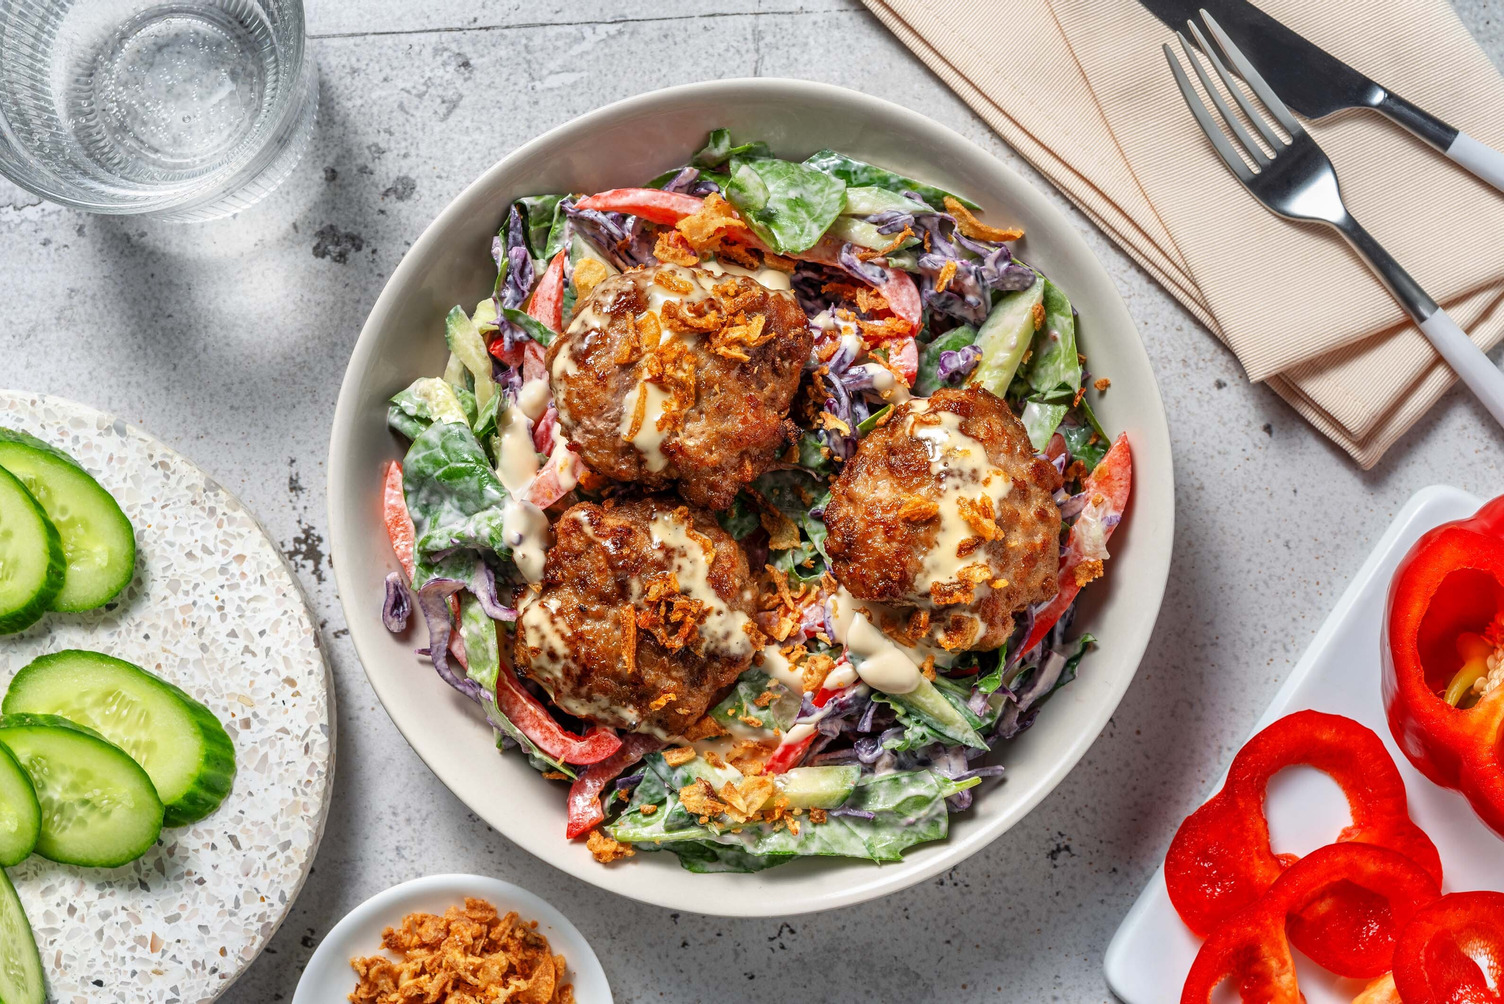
1180, 843, 1440, 1003
1392, 890, 1504, 1004
564, 732, 664, 839
1384, 494, 1504, 837
576, 188, 705, 225
495, 659, 622, 765
1022, 433, 1132, 655
382, 460, 415, 581
527, 249, 566, 334
1166, 711, 1441, 976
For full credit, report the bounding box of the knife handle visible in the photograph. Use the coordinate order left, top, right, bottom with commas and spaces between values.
1446, 132, 1504, 195
1375, 90, 1504, 196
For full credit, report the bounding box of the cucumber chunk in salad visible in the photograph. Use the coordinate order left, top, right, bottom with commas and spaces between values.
0, 428, 135, 612
0, 467, 64, 635
0, 866, 44, 1004
0, 714, 163, 868
4, 651, 236, 828
0, 743, 40, 867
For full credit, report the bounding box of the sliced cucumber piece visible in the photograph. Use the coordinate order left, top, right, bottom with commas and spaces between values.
0, 468, 64, 635
0, 866, 44, 1004
776, 765, 860, 809
0, 428, 135, 612
967, 275, 1044, 396
0, 714, 163, 867
0, 744, 39, 867
4, 651, 235, 828
889, 678, 989, 750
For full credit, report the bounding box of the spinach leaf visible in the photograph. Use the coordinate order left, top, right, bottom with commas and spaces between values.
914, 325, 978, 396
1022, 280, 1080, 399
691, 128, 772, 169
402, 422, 512, 569
500, 306, 555, 347
724, 156, 847, 255
802, 149, 979, 211
516, 194, 565, 260
795, 431, 834, 475
388, 377, 471, 442
716, 493, 760, 540
709, 670, 799, 733
755, 471, 831, 585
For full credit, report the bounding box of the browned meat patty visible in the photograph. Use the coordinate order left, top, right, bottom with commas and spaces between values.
546, 262, 812, 511
513, 495, 761, 738
822, 387, 1063, 651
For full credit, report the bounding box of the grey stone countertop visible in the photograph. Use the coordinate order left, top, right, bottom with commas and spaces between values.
2, 2, 1502, 1001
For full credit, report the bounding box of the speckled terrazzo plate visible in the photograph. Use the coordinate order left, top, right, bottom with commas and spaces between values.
0, 390, 335, 1004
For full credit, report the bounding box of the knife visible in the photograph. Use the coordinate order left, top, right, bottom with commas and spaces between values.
1139, 0, 1504, 194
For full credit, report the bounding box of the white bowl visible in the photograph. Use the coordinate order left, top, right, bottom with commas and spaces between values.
292, 874, 612, 1003
328, 78, 1175, 916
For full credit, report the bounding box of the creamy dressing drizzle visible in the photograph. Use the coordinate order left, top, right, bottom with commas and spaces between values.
905, 401, 1011, 612
758, 645, 805, 693
517, 377, 550, 421
829, 586, 924, 695
646, 510, 753, 659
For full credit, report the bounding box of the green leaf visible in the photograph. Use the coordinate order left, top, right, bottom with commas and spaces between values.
913, 325, 978, 396
388, 377, 471, 441
1020, 401, 1069, 451
724, 156, 847, 255
691, 128, 771, 169
402, 422, 512, 569
802, 149, 978, 211
1022, 280, 1080, 399
516, 195, 565, 260
709, 670, 799, 734
500, 306, 555, 347
458, 591, 500, 693
795, 432, 834, 475
716, 493, 760, 540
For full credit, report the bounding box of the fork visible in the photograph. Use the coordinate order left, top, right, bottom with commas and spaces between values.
1164, 11, 1504, 429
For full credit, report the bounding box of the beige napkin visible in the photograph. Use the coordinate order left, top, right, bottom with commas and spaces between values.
862, 0, 1504, 466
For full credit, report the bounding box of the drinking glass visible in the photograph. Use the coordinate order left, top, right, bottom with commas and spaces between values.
0, 0, 317, 220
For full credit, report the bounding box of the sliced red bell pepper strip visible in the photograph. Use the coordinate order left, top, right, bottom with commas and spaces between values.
1392, 890, 1504, 1004
527, 249, 567, 334
1385, 493, 1504, 837
765, 683, 846, 774
564, 732, 664, 839
382, 460, 416, 581
886, 336, 918, 387
575, 188, 705, 225
1022, 433, 1131, 655
494, 659, 622, 765
1165, 711, 1442, 976
1180, 843, 1440, 1003
876, 266, 922, 336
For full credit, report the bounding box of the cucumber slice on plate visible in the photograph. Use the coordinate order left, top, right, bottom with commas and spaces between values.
0, 467, 64, 635
4, 651, 235, 827
0, 714, 163, 867
0, 866, 44, 1004
0, 743, 39, 867
0, 428, 136, 612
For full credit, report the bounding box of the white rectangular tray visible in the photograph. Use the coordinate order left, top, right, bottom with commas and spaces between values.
1105, 484, 1504, 1003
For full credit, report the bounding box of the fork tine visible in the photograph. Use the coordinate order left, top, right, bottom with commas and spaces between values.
1163, 42, 1255, 184
1186, 20, 1282, 151
1175, 30, 1269, 169
1198, 10, 1305, 138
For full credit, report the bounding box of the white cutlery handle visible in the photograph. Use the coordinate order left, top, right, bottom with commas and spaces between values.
1420, 308, 1504, 428
1446, 131, 1504, 195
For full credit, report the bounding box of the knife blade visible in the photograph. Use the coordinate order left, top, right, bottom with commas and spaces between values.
1140, 0, 1504, 193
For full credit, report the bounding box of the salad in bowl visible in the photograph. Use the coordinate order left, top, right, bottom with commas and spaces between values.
378, 128, 1131, 874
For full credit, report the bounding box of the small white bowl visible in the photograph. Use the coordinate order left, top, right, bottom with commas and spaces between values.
292, 874, 612, 1004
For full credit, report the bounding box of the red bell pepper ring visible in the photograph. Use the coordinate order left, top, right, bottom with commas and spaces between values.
564, 733, 664, 840
1384, 493, 1504, 837
527, 249, 567, 334
1166, 711, 1442, 975
494, 659, 622, 765
575, 188, 705, 226
1021, 433, 1132, 655
382, 460, 416, 581
1393, 891, 1504, 1004
1180, 843, 1440, 1003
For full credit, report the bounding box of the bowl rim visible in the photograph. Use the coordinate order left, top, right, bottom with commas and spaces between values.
290, 873, 612, 1003
329, 76, 1175, 916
